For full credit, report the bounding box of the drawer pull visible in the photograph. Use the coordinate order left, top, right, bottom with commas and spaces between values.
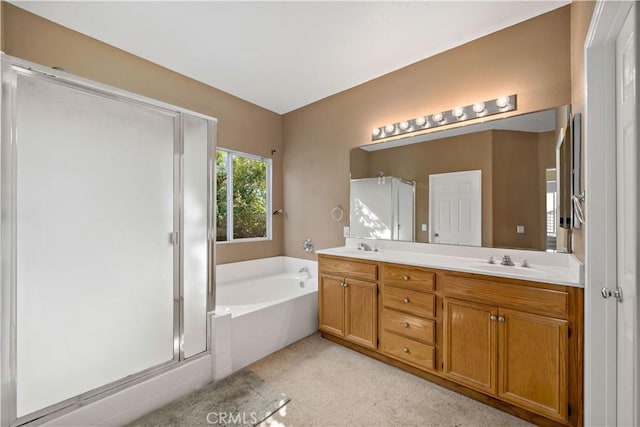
403, 297, 410, 304
403, 275, 410, 281
490, 315, 497, 321
403, 322, 410, 328
402, 347, 409, 353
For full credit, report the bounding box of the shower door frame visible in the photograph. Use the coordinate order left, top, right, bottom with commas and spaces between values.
0, 54, 216, 427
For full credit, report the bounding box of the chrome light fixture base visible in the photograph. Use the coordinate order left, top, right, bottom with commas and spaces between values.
371, 94, 517, 141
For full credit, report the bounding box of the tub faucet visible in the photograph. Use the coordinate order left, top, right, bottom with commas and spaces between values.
298, 266, 311, 279
359, 242, 373, 251
501, 255, 514, 266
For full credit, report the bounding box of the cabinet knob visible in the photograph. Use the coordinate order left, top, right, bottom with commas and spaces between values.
402, 347, 409, 353
403, 322, 410, 328
402, 297, 410, 304
490, 315, 497, 321
498, 316, 505, 322
403, 275, 409, 281
341, 282, 347, 288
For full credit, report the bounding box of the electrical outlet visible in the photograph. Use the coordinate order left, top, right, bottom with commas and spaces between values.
421, 224, 427, 232
343, 226, 350, 237
516, 225, 525, 234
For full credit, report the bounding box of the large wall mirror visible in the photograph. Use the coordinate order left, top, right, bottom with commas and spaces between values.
350, 105, 576, 252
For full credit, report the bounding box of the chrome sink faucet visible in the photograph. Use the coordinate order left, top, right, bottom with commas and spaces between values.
501, 255, 514, 266
359, 242, 373, 251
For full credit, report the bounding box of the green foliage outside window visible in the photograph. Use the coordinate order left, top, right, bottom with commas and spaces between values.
216, 149, 269, 241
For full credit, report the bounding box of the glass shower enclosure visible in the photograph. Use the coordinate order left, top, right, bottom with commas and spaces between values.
0, 55, 216, 426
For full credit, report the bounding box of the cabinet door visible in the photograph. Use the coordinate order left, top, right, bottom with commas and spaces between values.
498, 308, 568, 422
444, 298, 497, 394
345, 279, 378, 349
319, 274, 345, 337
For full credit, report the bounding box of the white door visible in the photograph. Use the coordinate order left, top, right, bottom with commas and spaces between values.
429, 170, 481, 246
616, 4, 638, 425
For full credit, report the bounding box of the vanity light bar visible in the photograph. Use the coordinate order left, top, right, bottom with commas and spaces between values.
371, 95, 517, 141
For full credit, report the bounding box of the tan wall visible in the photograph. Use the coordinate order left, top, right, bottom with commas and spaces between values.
492, 130, 545, 250
1, 3, 283, 264
570, 1, 596, 261
0, 1, 4, 51
283, 6, 572, 258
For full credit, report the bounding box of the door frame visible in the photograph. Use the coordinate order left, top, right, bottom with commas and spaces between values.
584, 1, 635, 425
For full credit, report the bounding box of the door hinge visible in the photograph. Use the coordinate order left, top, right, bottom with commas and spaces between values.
441, 362, 444, 369
568, 404, 572, 417
568, 327, 572, 338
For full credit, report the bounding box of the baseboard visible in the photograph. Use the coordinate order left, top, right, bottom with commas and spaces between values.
42, 355, 213, 426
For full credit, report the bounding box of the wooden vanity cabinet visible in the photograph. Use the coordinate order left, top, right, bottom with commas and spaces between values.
318, 255, 583, 426
498, 308, 568, 420
380, 264, 438, 371
318, 256, 378, 349
443, 274, 572, 423
444, 298, 498, 394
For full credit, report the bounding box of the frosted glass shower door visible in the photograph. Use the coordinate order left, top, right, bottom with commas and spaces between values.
182, 115, 213, 358
14, 73, 177, 417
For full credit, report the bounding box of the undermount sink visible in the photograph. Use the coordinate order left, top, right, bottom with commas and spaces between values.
335, 247, 379, 257
468, 263, 554, 278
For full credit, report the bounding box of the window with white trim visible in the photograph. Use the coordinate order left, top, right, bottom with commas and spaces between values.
216, 148, 271, 242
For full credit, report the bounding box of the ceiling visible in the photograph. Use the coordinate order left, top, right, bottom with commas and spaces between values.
11, 1, 570, 114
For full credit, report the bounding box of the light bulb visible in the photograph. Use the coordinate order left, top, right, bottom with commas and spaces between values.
472, 102, 486, 114
372, 127, 382, 137
399, 121, 410, 131
452, 107, 465, 119
384, 124, 395, 134
432, 112, 445, 123
496, 96, 510, 109
415, 116, 427, 127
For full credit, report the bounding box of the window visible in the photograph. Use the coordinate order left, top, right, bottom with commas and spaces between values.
216, 148, 271, 242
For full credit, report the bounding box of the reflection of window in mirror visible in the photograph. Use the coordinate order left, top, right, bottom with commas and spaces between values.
546, 168, 558, 252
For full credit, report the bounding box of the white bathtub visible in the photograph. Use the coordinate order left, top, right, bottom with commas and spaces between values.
212, 256, 318, 377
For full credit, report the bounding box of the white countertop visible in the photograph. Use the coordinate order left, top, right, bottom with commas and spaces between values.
316, 245, 584, 288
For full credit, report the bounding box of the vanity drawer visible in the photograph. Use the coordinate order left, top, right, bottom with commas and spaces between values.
443, 274, 569, 318
383, 332, 435, 371
319, 256, 378, 281
383, 264, 435, 292
382, 308, 435, 344
383, 286, 436, 318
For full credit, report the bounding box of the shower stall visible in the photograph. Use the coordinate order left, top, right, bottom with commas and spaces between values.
349, 177, 415, 241
0, 55, 216, 425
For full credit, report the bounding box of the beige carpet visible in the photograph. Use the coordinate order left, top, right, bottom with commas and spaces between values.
249, 332, 532, 427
